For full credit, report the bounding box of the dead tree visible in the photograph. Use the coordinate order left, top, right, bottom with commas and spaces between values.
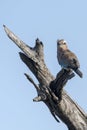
4, 25, 87, 130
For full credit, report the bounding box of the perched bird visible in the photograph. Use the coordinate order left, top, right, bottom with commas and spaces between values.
57, 39, 83, 78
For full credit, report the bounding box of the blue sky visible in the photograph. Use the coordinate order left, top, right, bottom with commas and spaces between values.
0, 0, 87, 130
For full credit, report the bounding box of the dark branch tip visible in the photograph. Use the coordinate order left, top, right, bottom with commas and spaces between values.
40, 41, 43, 46
36, 38, 43, 46
3, 24, 6, 28
36, 38, 40, 42
19, 52, 23, 55
19, 52, 24, 59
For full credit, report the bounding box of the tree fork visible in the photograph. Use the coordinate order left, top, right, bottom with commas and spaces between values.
4, 25, 87, 130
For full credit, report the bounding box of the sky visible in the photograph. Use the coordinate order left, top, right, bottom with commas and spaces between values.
0, 0, 87, 130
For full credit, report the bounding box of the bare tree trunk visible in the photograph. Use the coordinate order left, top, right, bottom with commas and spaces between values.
4, 25, 87, 130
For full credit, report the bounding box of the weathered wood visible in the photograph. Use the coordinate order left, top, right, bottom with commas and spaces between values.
4, 25, 87, 130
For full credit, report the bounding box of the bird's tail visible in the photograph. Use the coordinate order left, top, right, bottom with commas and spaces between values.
74, 68, 83, 78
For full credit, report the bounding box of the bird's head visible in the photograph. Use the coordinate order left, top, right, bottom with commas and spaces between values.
57, 39, 68, 50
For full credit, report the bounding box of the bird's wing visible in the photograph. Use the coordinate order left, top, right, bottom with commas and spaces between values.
60, 49, 80, 69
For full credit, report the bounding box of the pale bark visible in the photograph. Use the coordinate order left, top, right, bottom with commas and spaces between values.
4, 25, 87, 130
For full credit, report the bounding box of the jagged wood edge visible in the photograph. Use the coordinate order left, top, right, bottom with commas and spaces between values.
4, 25, 87, 130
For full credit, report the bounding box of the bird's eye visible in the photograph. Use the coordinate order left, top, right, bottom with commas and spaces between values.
63, 42, 66, 45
